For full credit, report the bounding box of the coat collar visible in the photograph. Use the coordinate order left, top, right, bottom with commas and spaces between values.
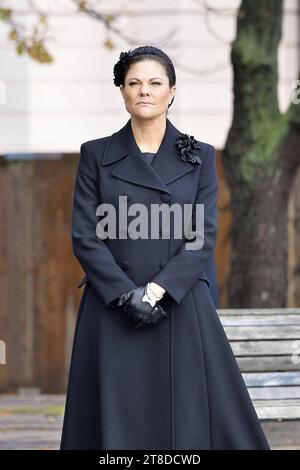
101, 117, 197, 196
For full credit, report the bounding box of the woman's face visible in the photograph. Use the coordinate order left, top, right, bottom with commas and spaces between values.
120, 60, 176, 119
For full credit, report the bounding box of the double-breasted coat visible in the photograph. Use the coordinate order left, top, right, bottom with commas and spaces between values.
60, 117, 270, 450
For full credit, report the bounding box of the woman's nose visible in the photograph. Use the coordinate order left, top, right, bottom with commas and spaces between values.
140, 85, 150, 95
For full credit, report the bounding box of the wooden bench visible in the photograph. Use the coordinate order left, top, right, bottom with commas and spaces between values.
218, 308, 300, 420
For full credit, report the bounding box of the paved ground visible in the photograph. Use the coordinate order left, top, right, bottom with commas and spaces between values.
0, 394, 65, 450
0, 394, 299, 450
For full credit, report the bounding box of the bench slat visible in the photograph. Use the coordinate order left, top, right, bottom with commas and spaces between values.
243, 372, 300, 387
224, 325, 300, 340
220, 315, 300, 325
249, 386, 300, 400
231, 340, 299, 356
236, 356, 300, 372
218, 308, 300, 316
253, 401, 300, 420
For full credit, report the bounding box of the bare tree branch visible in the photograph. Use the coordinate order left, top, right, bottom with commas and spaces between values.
70, 0, 178, 48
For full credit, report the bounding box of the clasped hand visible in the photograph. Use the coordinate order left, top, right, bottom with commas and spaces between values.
116, 285, 167, 330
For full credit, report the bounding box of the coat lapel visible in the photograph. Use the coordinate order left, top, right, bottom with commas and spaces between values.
101, 117, 198, 196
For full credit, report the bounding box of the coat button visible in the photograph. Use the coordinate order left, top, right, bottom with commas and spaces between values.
120, 260, 130, 271
160, 260, 167, 269
160, 193, 171, 202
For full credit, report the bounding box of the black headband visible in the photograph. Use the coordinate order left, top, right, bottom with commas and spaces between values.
113, 45, 176, 87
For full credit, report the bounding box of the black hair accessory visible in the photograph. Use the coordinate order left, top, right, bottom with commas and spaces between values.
113, 45, 176, 88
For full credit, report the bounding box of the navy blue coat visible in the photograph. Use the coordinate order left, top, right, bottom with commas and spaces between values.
60, 117, 270, 450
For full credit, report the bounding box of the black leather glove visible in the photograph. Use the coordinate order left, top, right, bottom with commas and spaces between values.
117, 285, 168, 330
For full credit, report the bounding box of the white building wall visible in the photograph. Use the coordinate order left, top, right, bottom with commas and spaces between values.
0, 0, 299, 153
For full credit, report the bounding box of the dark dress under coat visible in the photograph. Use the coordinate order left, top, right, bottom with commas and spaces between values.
60, 117, 270, 450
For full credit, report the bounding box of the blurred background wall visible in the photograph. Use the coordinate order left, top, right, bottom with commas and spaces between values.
0, 0, 299, 392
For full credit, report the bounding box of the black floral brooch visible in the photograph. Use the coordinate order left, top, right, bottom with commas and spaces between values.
175, 133, 202, 165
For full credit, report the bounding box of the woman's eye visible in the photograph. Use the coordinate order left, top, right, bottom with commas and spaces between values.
129, 82, 161, 85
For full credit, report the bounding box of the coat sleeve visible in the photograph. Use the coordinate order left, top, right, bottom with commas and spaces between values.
71, 142, 137, 307
151, 144, 218, 305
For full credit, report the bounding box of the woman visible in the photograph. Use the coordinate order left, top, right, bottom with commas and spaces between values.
60, 46, 270, 450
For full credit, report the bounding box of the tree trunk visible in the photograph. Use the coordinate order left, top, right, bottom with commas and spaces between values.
223, 0, 300, 307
